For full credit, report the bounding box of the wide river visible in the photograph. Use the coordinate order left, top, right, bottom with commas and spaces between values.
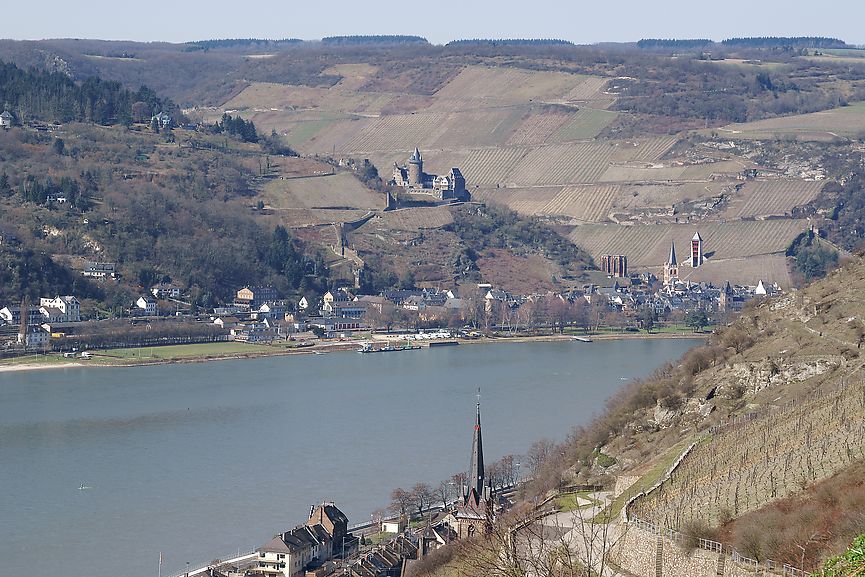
0, 338, 699, 577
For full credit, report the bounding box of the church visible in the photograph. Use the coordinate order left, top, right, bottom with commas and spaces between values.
392, 148, 469, 201
443, 399, 497, 538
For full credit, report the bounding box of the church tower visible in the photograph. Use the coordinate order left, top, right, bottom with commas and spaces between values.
465, 399, 485, 505
691, 231, 704, 268
408, 147, 423, 186
664, 241, 679, 286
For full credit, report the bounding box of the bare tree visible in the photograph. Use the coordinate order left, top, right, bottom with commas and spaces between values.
437, 479, 455, 509
527, 438, 557, 476
389, 487, 413, 517
410, 482, 435, 517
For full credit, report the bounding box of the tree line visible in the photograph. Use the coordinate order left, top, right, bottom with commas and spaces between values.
637, 39, 712, 49
0, 60, 181, 126
721, 37, 847, 48
447, 39, 574, 47
321, 35, 428, 45
184, 38, 303, 51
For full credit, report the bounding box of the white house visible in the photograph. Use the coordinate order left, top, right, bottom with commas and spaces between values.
18, 325, 50, 349
39, 296, 81, 322
151, 284, 181, 299
135, 296, 158, 316
0, 111, 13, 128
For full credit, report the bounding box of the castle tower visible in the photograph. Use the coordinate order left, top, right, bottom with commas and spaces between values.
691, 232, 704, 268
408, 147, 423, 187
664, 241, 679, 286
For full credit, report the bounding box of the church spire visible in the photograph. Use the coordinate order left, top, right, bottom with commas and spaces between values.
668, 240, 678, 266
467, 391, 485, 504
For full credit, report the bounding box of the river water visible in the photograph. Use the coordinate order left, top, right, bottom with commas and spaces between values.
0, 338, 699, 577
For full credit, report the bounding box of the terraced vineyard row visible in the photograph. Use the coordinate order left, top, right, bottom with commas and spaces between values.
510, 142, 619, 185
630, 380, 865, 529
429, 108, 525, 149
565, 75, 610, 101
539, 185, 619, 221
433, 66, 591, 104
460, 147, 531, 185
732, 180, 825, 218
567, 220, 808, 267
338, 112, 448, 152
681, 255, 793, 288
506, 112, 571, 145
630, 136, 679, 162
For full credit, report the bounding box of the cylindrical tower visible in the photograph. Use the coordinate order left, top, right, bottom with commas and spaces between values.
408, 147, 422, 186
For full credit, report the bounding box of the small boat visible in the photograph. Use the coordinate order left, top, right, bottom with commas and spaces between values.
572, 336, 593, 343
78, 484, 92, 490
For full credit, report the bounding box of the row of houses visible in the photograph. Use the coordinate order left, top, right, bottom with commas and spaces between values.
0, 295, 81, 326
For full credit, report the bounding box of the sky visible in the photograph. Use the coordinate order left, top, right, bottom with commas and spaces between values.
6, 0, 865, 46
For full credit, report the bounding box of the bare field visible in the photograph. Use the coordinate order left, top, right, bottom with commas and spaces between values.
262, 172, 382, 211
567, 219, 808, 268
612, 182, 725, 211
724, 179, 825, 218
717, 102, 865, 140
643, 254, 793, 287
374, 206, 455, 231
336, 112, 448, 152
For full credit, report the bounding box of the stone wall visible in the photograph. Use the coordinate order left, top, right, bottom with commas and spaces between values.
610, 522, 807, 577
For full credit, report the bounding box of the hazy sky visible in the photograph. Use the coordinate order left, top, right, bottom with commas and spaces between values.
6, 0, 865, 46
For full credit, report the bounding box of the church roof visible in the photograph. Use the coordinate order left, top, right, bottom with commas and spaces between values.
466, 400, 484, 505
692, 231, 703, 241
668, 241, 678, 266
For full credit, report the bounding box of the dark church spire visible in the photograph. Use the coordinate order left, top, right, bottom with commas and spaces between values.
466, 391, 484, 504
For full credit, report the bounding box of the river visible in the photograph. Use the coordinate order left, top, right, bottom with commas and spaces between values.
0, 338, 699, 576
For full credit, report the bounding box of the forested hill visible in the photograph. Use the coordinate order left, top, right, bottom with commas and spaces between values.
0, 60, 181, 125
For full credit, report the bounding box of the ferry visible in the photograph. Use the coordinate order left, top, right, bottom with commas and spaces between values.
358, 342, 421, 353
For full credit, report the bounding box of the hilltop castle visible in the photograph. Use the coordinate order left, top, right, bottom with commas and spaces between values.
392, 148, 469, 201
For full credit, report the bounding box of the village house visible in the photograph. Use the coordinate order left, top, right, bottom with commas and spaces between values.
83, 262, 116, 279
39, 296, 81, 322
254, 503, 353, 577
236, 286, 278, 310
135, 296, 158, 316
0, 305, 43, 326
151, 111, 172, 128
151, 284, 181, 299
0, 110, 13, 128
17, 325, 50, 349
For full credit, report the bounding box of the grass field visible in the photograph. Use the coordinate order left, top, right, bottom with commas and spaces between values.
716, 102, 865, 140
374, 206, 455, 231
93, 342, 285, 363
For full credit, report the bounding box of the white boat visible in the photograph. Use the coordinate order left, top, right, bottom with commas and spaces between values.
572, 336, 593, 343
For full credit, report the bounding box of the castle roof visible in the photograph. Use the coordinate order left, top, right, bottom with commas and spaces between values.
409, 147, 422, 163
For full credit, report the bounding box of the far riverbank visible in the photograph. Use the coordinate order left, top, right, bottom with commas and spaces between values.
0, 331, 707, 373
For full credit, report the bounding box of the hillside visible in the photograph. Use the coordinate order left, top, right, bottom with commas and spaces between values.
3, 41, 865, 289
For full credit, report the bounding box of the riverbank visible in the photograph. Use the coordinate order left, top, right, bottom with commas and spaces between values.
0, 331, 707, 373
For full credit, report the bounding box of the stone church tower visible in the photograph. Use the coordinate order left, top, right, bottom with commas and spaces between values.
664, 241, 679, 286
408, 147, 423, 186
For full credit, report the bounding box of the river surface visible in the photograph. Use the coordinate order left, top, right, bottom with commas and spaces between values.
0, 338, 699, 577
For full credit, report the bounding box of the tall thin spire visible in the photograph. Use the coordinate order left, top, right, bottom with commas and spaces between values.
467, 390, 485, 504
668, 240, 678, 266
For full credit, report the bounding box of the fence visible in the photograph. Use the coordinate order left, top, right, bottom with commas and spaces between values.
627, 516, 808, 577
165, 548, 257, 577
